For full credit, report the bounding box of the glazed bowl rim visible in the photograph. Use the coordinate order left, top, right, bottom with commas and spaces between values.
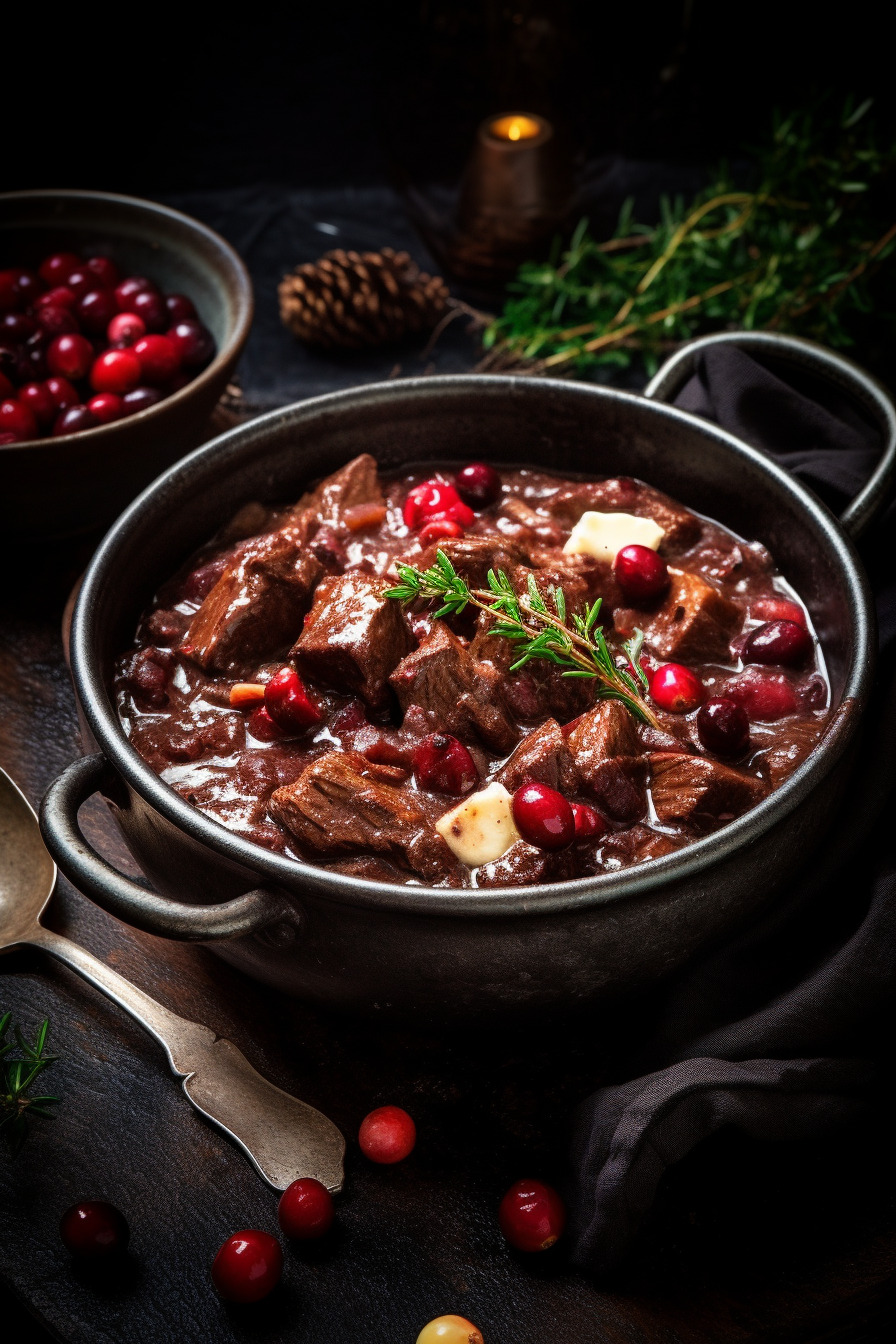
70, 373, 874, 919
0, 187, 254, 455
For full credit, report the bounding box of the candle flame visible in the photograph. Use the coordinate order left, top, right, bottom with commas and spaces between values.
489, 114, 541, 143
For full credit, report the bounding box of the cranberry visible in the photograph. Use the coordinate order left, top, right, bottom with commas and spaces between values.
358, 1105, 416, 1164
0, 398, 37, 440
18, 381, 56, 427
11, 270, 43, 308
403, 479, 475, 531
0, 432, 19, 445
64, 268, 97, 300
53, 404, 98, 436
742, 619, 813, 668
59, 1201, 129, 1258
84, 255, 120, 288
168, 317, 216, 368
122, 385, 163, 415
36, 303, 79, 337
88, 392, 126, 424
417, 1318, 484, 1344
419, 517, 465, 546
571, 801, 606, 839
47, 332, 93, 380
130, 288, 168, 332
614, 544, 669, 603
77, 288, 119, 336
264, 667, 322, 733
724, 668, 799, 721
36, 284, 78, 311
498, 1178, 566, 1252
211, 1229, 282, 1303
90, 348, 142, 395
107, 311, 146, 346
455, 461, 502, 508
512, 781, 575, 850
114, 275, 156, 309
412, 733, 479, 795
697, 696, 750, 756
165, 292, 197, 322
45, 376, 79, 409
247, 706, 286, 741
133, 333, 180, 385
1, 311, 39, 342
181, 555, 228, 600
277, 1177, 335, 1240
650, 663, 704, 713
751, 596, 806, 626
38, 251, 81, 286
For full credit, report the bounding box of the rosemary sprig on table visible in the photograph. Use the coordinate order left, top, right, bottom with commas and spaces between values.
386, 550, 659, 728
480, 97, 896, 375
1, 1012, 59, 1156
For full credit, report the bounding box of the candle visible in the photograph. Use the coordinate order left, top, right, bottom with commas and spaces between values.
488, 114, 542, 143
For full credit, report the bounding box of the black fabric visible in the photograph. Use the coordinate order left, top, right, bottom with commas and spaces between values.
570, 344, 896, 1274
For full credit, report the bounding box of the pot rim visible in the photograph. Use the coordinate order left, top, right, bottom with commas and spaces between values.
70, 374, 874, 919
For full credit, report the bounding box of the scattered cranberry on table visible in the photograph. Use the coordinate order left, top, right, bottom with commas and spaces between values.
697, 696, 750, 757
277, 1177, 335, 1240
211, 1229, 283, 1303
455, 461, 502, 508
413, 733, 479, 795
650, 663, 704, 713
59, 1200, 130, 1258
512, 781, 576, 851
264, 667, 322, 734
614, 543, 669, 603
417, 1316, 485, 1344
743, 618, 813, 668
358, 1105, 417, 1164
498, 1178, 566, 1253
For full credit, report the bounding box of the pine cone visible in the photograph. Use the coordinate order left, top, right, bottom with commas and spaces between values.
278, 248, 450, 351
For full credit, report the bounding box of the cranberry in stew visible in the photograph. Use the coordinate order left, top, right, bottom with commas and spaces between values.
115, 454, 831, 888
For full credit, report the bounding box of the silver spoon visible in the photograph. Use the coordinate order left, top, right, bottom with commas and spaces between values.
0, 765, 344, 1193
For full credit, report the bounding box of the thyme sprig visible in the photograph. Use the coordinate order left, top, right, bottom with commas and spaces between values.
386, 550, 658, 728
1, 1012, 59, 1156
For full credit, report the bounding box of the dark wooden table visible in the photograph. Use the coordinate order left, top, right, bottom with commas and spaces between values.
2, 480, 896, 1344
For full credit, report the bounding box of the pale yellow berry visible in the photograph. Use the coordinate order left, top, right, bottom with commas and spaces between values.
415, 1314, 484, 1344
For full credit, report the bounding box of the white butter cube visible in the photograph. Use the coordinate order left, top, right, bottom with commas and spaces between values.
563, 510, 665, 562
435, 782, 520, 867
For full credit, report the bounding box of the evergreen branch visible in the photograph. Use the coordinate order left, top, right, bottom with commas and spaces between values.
1, 1012, 59, 1157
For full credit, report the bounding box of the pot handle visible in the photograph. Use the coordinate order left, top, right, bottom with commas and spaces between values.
39, 754, 292, 942
643, 330, 896, 540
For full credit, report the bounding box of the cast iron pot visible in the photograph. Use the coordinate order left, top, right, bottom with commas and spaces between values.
39, 335, 896, 1017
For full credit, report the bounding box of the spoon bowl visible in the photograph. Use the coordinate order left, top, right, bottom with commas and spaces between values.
0, 768, 55, 947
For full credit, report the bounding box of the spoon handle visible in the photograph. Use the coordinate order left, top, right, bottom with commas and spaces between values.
30, 925, 344, 1192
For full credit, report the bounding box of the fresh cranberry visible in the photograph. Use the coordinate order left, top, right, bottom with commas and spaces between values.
128, 651, 171, 704
38, 251, 81, 286
47, 332, 93, 380
36, 303, 79, 337
88, 392, 126, 424
724, 668, 799, 721
455, 461, 502, 508
18, 381, 56, 427
412, 733, 479, 795
277, 1177, 335, 1240
130, 288, 168, 332
84, 255, 120, 288
107, 311, 146, 346
571, 801, 606, 839
264, 667, 322, 734
77, 288, 119, 336
36, 284, 78, 311
0, 432, 19, 445
650, 663, 703, 713
165, 292, 197, 322
114, 275, 156, 309
211, 1229, 282, 1303
614, 544, 669, 603
498, 1179, 566, 1253
358, 1105, 416, 1164
53, 404, 98, 436
512, 781, 575, 850
799, 672, 828, 709
419, 517, 465, 546
751, 596, 806, 627
59, 1201, 129, 1258
403, 479, 475, 531
63, 268, 97, 300
697, 697, 750, 756
133, 333, 180, 385
182, 555, 228, 601
168, 318, 215, 368
1, 311, 39, 343
247, 706, 285, 741
0, 398, 37, 440
11, 270, 43, 308
122, 386, 163, 415
45, 376, 79, 409
742, 619, 813, 668
90, 348, 142, 395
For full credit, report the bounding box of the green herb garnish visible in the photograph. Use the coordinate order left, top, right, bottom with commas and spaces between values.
1, 1012, 59, 1156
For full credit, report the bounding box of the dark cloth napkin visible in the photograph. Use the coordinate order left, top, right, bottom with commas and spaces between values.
570, 343, 896, 1273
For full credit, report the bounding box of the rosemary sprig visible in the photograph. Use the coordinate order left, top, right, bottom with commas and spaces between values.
1, 1012, 59, 1156
386, 550, 658, 728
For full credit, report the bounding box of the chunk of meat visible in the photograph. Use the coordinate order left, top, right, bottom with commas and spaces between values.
640, 568, 741, 662
568, 701, 647, 821
750, 718, 826, 786
475, 840, 580, 888
269, 750, 453, 880
648, 751, 768, 826
292, 453, 384, 531
495, 719, 580, 794
182, 527, 323, 674
389, 621, 518, 752
598, 825, 683, 868
548, 477, 702, 552
414, 535, 529, 589
292, 573, 415, 709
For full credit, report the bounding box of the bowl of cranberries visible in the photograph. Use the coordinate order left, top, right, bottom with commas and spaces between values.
0, 189, 252, 540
